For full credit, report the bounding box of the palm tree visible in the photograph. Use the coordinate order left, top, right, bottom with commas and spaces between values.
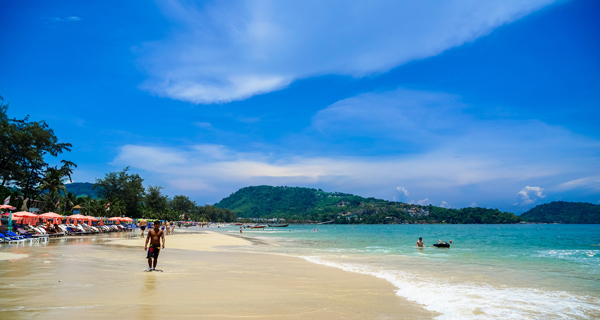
37, 161, 77, 213
61, 192, 77, 214
37, 167, 68, 212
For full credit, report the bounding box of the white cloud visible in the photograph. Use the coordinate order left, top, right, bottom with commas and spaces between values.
409, 198, 431, 206
556, 175, 600, 192
109, 87, 600, 210
396, 187, 409, 196
441, 201, 450, 208
50, 16, 82, 22
194, 122, 212, 129
470, 202, 477, 207
517, 186, 546, 205
140, 0, 556, 103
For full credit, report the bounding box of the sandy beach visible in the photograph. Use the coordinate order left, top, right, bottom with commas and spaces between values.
0, 230, 437, 319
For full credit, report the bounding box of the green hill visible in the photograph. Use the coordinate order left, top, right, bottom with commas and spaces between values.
215, 185, 522, 224
65, 182, 99, 198
520, 201, 600, 223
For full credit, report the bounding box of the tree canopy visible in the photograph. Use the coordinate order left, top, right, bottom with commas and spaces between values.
0, 96, 73, 199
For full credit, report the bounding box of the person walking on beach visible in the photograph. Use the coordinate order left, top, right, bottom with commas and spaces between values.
170, 221, 175, 235
416, 237, 424, 248
140, 218, 147, 238
144, 222, 165, 272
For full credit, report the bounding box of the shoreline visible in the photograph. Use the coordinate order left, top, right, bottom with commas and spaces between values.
0, 230, 438, 319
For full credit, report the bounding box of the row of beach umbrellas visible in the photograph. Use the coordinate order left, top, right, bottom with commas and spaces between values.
0, 205, 133, 226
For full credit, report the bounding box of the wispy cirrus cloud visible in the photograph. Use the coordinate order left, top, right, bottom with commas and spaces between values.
49, 16, 82, 22
140, 0, 556, 104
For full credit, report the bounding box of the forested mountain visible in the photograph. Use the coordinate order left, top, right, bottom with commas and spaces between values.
65, 182, 98, 198
520, 201, 600, 223
215, 185, 522, 224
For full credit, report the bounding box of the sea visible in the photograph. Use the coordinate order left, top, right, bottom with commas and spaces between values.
220, 224, 600, 319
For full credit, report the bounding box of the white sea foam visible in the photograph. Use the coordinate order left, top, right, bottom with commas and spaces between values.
537, 250, 600, 272
302, 256, 600, 320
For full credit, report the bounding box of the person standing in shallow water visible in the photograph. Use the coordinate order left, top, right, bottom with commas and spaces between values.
144, 222, 165, 272
139, 218, 147, 238
416, 237, 424, 248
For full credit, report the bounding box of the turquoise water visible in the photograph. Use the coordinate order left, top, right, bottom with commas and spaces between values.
221, 224, 600, 319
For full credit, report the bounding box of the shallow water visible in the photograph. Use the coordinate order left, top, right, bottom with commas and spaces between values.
222, 224, 600, 319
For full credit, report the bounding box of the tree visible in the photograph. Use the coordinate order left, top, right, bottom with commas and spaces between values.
94, 167, 145, 217
170, 195, 195, 217
37, 160, 78, 212
0, 96, 73, 200
145, 185, 170, 215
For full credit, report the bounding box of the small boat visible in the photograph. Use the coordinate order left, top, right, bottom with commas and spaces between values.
235, 223, 243, 225
267, 223, 289, 227
249, 225, 266, 229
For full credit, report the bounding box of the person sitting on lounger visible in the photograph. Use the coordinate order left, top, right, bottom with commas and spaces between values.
144, 222, 165, 272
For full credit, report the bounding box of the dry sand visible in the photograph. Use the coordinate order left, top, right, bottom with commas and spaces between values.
0, 230, 437, 319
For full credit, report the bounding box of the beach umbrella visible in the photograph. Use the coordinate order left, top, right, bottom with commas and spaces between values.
13, 211, 39, 225
39, 212, 64, 225
0, 204, 16, 210
39, 212, 62, 218
108, 217, 122, 224
13, 211, 37, 217
67, 214, 90, 226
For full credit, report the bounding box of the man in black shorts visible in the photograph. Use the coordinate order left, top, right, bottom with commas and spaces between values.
139, 218, 147, 238
144, 222, 165, 271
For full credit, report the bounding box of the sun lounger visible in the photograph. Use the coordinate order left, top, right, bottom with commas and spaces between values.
6, 231, 39, 243
0, 233, 25, 244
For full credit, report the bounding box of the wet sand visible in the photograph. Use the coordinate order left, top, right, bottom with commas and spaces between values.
0, 230, 437, 319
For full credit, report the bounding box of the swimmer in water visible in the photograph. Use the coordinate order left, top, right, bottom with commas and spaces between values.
416, 237, 424, 248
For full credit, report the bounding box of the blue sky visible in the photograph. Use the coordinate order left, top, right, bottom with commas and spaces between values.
1, 0, 599, 212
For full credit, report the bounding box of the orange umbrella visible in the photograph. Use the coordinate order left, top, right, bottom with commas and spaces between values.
108, 217, 121, 224
39, 212, 64, 225
13, 211, 38, 217
13, 211, 39, 225
87, 216, 98, 225
67, 214, 88, 219
67, 214, 90, 226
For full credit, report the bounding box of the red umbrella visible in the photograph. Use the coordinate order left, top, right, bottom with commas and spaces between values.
0, 204, 16, 210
